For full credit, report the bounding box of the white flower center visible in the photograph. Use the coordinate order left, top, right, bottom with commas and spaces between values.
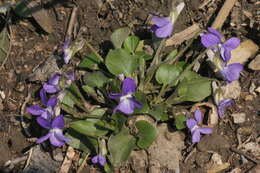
120, 93, 132, 101
51, 128, 62, 133
191, 125, 199, 133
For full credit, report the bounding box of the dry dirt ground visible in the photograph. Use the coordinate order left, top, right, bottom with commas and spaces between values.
0, 0, 259, 172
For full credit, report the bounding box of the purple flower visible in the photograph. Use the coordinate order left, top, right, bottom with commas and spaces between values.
63, 40, 72, 64
43, 73, 61, 93
109, 77, 142, 114
26, 89, 57, 120
36, 115, 69, 147
151, 16, 173, 38
91, 154, 106, 166
65, 72, 75, 86
186, 110, 213, 143
201, 28, 240, 62
220, 63, 243, 82
217, 99, 234, 117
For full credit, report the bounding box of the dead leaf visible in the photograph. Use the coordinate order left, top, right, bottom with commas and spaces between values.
28, 55, 61, 82
248, 54, 260, 70
0, 27, 10, 64
59, 146, 75, 173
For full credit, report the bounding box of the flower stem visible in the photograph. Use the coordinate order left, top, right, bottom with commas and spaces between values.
85, 41, 104, 62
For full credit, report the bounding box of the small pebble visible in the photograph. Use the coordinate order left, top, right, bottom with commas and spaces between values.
231, 113, 246, 124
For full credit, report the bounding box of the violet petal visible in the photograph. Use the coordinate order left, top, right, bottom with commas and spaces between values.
51, 115, 64, 129
37, 117, 51, 129
122, 77, 136, 95
98, 155, 106, 166
40, 89, 48, 106
48, 73, 61, 85
114, 98, 135, 114
154, 22, 173, 38
194, 109, 202, 124
47, 96, 58, 108
201, 33, 221, 48
108, 93, 123, 99
49, 132, 65, 147
198, 127, 213, 134
36, 132, 51, 144
54, 130, 69, 143
41, 110, 52, 120
43, 83, 59, 93
192, 130, 201, 143
129, 98, 143, 109
91, 155, 99, 164
208, 27, 223, 40
26, 105, 45, 115
221, 63, 243, 82
218, 99, 234, 117
223, 37, 240, 50
186, 119, 197, 129
152, 16, 171, 27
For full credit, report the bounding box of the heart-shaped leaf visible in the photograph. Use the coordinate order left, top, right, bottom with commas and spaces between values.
105, 48, 138, 76
84, 71, 109, 88
111, 27, 131, 48
123, 35, 140, 53
135, 120, 158, 149
155, 64, 183, 85
174, 114, 187, 130
108, 127, 136, 167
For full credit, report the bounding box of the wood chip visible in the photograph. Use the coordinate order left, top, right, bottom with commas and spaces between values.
165, 23, 201, 46
59, 147, 75, 173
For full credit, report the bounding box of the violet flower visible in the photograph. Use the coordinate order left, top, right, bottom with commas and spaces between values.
36, 115, 69, 147
186, 110, 213, 143
201, 27, 240, 62
43, 73, 61, 94
109, 77, 142, 114
151, 16, 173, 38
220, 63, 243, 82
217, 99, 234, 117
63, 40, 72, 64
65, 72, 75, 86
26, 89, 57, 120
91, 154, 106, 166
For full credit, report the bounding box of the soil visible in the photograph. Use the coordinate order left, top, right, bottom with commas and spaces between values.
0, 0, 259, 172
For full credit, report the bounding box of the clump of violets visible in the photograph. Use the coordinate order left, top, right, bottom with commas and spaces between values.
109, 77, 142, 114
91, 154, 106, 166
26, 89, 57, 121
201, 28, 243, 82
37, 115, 69, 147
186, 110, 213, 143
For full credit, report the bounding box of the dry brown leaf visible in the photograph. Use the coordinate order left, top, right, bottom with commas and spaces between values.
59, 147, 75, 173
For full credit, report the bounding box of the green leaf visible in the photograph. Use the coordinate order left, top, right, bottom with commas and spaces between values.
123, 35, 140, 53
108, 127, 136, 167
134, 92, 149, 114
0, 28, 10, 64
79, 53, 101, 70
84, 71, 109, 88
165, 49, 178, 62
105, 48, 138, 76
70, 119, 108, 138
176, 76, 212, 102
149, 105, 168, 121
62, 94, 75, 108
65, 129, 98, 153
111, 113, 127, 133
136, 51, 152, 61
135, 120, 158, 149
89, 108, 107, 117
155, 64, 183, 85
175, 114, 187, 130
111, 27, 131, 48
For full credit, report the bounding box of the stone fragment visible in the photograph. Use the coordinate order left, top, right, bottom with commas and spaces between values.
231, 113, 246, 124
228, 40, 259, 65
197, 134, 230, 152
248, 54, 260, 70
